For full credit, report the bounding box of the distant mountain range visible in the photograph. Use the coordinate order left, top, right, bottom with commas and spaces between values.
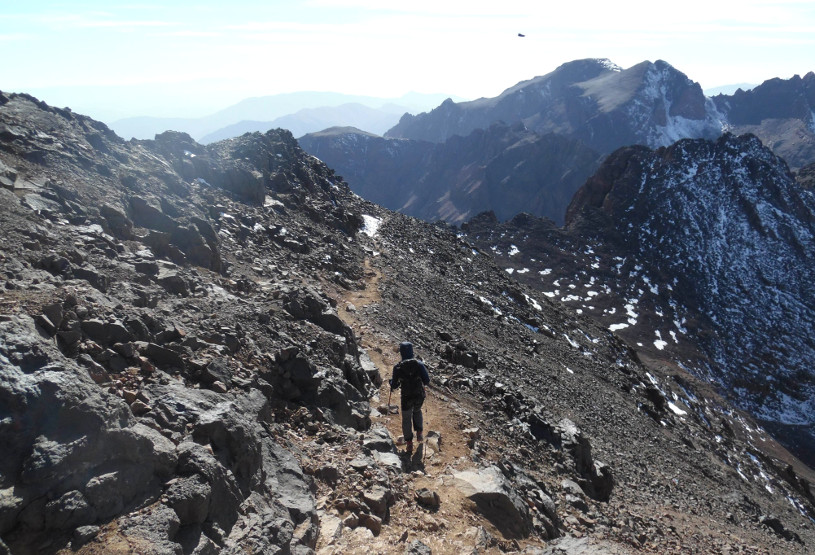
199, 102, 408, 144
110, 91, 464, 142
703, 83, 757, 96
386, 59, 721, 150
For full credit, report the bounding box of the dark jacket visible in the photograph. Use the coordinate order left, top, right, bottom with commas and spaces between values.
391, 342, 430, 399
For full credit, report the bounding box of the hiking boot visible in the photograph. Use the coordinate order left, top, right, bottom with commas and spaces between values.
416, 431, 424, 442
406, 440, 414, 452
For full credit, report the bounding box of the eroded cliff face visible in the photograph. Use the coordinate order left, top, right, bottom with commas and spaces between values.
2, 93, 815, 554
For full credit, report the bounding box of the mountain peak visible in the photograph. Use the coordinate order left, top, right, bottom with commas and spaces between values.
566, 133, 815, 450
552, 57, 622, 72
385, 58, 722, 152
302, 126, 381, 139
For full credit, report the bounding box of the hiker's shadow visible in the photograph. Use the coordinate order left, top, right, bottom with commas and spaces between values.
400, 444, 426, 472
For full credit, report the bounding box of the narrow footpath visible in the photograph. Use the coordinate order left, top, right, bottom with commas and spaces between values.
322, 253, 547, 554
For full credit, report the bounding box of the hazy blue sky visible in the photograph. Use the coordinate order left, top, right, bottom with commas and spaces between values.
3, 0, 814, 122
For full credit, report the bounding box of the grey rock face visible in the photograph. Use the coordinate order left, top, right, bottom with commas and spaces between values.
452, 466, 532, 539
166, 475, 212, 525
0, 316, 175, 540
0, 306, 320, 553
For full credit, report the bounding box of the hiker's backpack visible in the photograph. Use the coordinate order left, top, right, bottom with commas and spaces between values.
396, 359, 426, 399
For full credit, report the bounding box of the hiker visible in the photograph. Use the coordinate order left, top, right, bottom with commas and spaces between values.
390, 341, 430, 452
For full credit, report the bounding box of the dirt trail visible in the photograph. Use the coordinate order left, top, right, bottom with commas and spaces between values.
324, 254, 546, 554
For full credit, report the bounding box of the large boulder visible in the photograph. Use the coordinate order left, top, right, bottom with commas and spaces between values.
0, 316, 177, 547
129, 195, 175, 233
451, 466, 531, 539
170, 224, 221, 271
282, 287, 358, 357
99, 204, 133, 239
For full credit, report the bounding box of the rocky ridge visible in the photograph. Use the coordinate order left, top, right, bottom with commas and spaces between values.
712, 72, 815, 170
1, 92, 814, 554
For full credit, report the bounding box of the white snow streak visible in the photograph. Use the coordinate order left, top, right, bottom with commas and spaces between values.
361, 215, 382, 237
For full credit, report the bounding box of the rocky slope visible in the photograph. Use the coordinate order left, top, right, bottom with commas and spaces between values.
797, 163, 815, 190
462, 134, 815, 467
299, 123, 601, 225
2, 92, 815, 554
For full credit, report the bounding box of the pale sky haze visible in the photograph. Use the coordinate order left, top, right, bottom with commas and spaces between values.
2, 0, 814, 122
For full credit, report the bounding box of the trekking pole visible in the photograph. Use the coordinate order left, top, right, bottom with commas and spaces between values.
386, 388, 392, 419
422, 395, 428, 464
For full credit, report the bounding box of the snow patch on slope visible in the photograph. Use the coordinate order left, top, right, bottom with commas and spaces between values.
361, 215, 382, 237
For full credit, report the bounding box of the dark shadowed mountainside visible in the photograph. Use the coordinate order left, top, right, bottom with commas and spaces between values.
300, 122, 601, 225
712, 72, 815, 170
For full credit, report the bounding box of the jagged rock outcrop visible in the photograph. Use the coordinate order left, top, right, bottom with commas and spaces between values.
451, 466, 532, 538
566, 134, 815, 452
1, 316, 174, 532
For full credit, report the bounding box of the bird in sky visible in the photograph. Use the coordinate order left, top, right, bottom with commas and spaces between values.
518, 33, 525, 37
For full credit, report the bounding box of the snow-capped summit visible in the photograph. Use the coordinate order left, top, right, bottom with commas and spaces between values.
386, 59, 724, 155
